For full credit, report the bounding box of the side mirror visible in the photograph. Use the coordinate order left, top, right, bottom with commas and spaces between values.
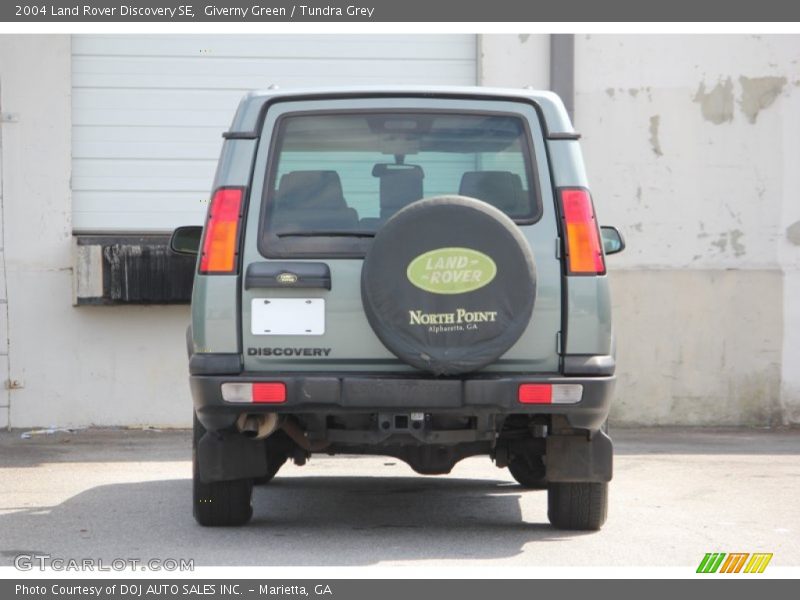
169, 226, 203, 256
600, 226, 625, 255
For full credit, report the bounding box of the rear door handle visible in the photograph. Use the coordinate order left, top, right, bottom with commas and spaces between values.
245, 262, 331, 290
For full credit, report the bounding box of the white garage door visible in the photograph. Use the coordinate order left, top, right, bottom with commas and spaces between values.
71, 35, 478, 233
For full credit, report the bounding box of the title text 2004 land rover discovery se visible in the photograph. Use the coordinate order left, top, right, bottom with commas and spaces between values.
170, 87, 625, 530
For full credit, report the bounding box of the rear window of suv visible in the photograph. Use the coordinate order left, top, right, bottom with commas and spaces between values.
260, 110, 540, 257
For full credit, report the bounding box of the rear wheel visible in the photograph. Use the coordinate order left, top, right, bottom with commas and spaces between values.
547, 482, 608, 531
192, 414, 254, 526
507, 455, 547, 489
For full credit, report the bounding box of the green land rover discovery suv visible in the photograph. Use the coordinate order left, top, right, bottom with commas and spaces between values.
170, 87, 624, 530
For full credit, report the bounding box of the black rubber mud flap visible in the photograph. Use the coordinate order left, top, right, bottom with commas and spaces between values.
361, 195, 536, 375
545, 430, 613, 483
197, 431, 268, 483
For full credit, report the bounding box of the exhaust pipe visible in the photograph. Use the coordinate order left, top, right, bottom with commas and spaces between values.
236, 413, 280, 440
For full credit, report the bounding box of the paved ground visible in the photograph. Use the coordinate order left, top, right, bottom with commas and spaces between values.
0, 427, 798, 568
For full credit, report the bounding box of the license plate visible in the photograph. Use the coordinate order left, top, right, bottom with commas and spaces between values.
250, 298, 325, 336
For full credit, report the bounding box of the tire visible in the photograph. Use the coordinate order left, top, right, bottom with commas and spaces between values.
361, 195, 536, 375
192, 414, 254, 527
547, 482, 608, 531
508, 455, 547, 489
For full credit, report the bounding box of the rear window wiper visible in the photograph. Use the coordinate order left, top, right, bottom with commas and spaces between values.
276, 230, 376, 238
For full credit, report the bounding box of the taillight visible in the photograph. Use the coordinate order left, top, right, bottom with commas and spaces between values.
221, 382, 286, 404
559, 188, 605, 275
199, 187, 244, 274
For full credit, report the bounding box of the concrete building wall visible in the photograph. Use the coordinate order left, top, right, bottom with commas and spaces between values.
573, 35, 800, 425
478, 34, 550, 89
0, 34, 797, 428
778, 69, 800, 425
0, 36, 192, 428
0, 73, 8, 429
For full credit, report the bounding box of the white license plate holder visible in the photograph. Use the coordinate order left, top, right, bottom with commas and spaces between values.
250, 298, 325, 336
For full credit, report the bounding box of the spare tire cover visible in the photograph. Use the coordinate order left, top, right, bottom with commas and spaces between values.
361, 195, 536, 375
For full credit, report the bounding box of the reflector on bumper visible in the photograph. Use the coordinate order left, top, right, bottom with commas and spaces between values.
221, 382, 286, 403
518, 383, 583, 404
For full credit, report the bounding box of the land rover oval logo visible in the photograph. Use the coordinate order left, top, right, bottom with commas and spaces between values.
277, 272, 298, 284
406, 247, 497, 295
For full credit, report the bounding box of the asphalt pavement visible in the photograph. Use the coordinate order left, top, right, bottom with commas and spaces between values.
0, 427, 798, 568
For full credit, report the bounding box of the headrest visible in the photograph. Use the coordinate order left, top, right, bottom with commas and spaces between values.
374, 165, 424, 217
459, 171, 525, 213
276, 171, 346, 210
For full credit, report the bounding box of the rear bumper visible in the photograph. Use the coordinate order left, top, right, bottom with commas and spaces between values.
190, 371, 615, 433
